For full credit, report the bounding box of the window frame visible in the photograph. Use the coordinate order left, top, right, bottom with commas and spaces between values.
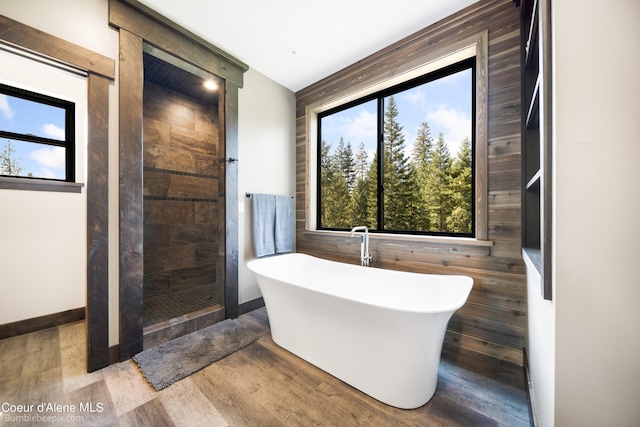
0, 82, 76, 182
316, 58, 476, 238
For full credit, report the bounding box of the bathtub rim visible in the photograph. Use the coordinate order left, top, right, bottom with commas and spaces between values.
247, 252, 473, 315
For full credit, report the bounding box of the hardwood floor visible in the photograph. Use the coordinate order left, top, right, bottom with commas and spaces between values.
0, 308, 530, 426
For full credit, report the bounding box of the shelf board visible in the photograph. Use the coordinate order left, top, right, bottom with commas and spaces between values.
525, 75, 540, 129
525, 170, 541, 190
525, 0, 539, 67
523, 247, 542, 276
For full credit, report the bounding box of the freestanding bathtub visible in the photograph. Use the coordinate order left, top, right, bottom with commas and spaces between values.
246, 253, 473, 409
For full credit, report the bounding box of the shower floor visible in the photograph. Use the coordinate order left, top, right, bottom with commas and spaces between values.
143, 284, 221, 327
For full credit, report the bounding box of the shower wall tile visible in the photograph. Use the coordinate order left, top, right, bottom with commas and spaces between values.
171, 224, 216, 246
157, 245, 197, 272
143, 117, 170, 147
170, 264, 215, 290
195, 243, 217, 265
144, 144, 196, 173
195, 107, 219, 137
143, 170, 170, 197
144, 200, 195, 225
195, 153, 217, 175
144, 224, 170, 249
143, 248, 160, 275
171, 126, 216, 156
144, 84, 195, 130
195, 202, 217, 223
143, 273, 171, 297
167, 175, 217, 200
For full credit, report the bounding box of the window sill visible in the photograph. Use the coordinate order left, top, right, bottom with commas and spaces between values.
522, 247, 542, 275
0, 177, 84, 193
304, 229, 493, 255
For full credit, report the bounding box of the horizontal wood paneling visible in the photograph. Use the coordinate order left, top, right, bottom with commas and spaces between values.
295, 0, 524, 365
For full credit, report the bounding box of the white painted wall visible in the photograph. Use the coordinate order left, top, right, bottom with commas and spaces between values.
0, 21, 88, 324
524, 254, 554, 427
0, 0, 121, 344
238, 68, 296, 304
527, 1, 640, 425
554, 1, 640, 425
0, 0, 116, 59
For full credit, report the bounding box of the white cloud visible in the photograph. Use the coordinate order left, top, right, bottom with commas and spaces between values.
42, 123, 65, 140
0, 95, 15, 120
403, 89, 427, 109
340, 108, 377, 142
427, 105, 471, 156
30, 146, 65, 170
37, 167, 62, 179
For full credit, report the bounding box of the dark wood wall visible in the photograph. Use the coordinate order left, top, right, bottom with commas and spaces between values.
295, 0, 524, 365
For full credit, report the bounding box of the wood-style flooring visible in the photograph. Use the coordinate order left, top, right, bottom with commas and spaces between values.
0, 307, 530, 426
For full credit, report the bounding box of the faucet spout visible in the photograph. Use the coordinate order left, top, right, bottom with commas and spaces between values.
350, 225, 368, 236
350, 226, 372, 266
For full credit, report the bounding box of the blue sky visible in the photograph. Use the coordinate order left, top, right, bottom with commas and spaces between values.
0, 93, 66, 179
321, 68, 472, 165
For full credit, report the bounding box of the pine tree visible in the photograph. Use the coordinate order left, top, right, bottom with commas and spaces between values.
354, 142, 369, 181
365, 151, 379, 228
336, 138, 356, 191
425, 132, 453, 231
411, 121, 434, 165
411, 121, 435, 231
380, 96, 421, 230
319, 139, 335, 227
0, 140, 24, 176
350, 142, 371, 227
350, 176, 370, 227
446, 136, 473, 233
320, 138, 357, 228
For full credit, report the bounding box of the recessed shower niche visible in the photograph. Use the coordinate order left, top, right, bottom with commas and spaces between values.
141, 50, 225, 345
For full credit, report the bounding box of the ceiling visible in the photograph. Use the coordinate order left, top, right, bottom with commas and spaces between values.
136, 0, 479, 93
143, 52, 219, 105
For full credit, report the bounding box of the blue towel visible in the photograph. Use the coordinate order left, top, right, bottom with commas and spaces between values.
251, 193, 276, 257
275, 195, 292, 253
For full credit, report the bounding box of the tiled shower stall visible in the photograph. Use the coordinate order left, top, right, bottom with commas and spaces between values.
141, 53, 224, 332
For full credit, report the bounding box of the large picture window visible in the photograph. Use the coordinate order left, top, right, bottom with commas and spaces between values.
317, 58, 475, 236
0, 83, 75, 181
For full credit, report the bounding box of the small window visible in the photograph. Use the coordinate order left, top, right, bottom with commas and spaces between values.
0, 83, 75, 181
317, 58, 475, 237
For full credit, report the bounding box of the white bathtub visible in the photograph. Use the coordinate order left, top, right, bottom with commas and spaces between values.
246, 253, 473, 409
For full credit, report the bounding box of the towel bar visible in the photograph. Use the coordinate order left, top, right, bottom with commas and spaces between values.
246, 193, 294, 198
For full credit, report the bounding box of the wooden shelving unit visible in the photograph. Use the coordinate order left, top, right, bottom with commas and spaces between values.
519, 0, 552, 300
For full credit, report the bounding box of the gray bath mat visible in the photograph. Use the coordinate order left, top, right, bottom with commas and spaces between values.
133, 319, 258, 391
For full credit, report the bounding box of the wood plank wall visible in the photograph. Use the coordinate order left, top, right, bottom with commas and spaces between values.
295, 0, 524, 365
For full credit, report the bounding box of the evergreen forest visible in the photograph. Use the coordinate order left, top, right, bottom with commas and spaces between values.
320, 95, 473, 235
